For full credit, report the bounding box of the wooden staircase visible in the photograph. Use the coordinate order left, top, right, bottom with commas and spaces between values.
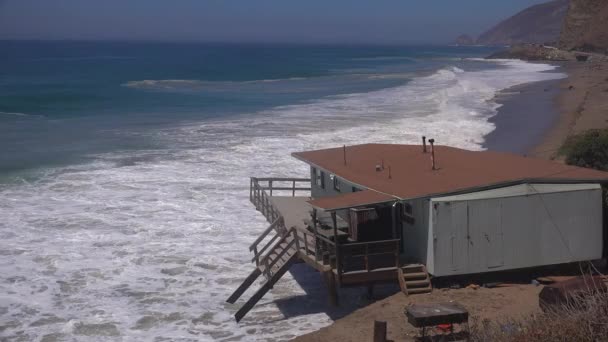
227, 219, 299, 322
398, 264, 432, 295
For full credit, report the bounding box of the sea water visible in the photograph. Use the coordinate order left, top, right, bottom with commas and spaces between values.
0, 41, 565, 341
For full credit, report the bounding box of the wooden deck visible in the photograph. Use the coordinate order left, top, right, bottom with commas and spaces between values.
249, 177, 402, 283
228, 177, 429, 322
270, 196, 311, 231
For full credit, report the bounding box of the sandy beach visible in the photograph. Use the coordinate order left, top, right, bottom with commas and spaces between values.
293, 284, 542, 342
486, 57, 608, 160
531, 58, 608, 159
484, 78, 563, 154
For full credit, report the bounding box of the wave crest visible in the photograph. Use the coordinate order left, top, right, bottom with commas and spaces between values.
122, 77, 310, 91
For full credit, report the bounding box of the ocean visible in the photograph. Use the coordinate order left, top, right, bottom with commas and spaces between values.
0, 41, 565, 341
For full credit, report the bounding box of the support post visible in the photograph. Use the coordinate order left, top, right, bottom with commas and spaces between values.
313, 209, 320, 261
331, 211, 338, 242
373, 320, 388, 342
323, 271, 339, 306
332, 211, 342, 281
253, 246, 259, 266
293, 229, 300, 251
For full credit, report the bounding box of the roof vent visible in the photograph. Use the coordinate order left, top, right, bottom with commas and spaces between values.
375, 165, 382, 172
429, 138, 436, 170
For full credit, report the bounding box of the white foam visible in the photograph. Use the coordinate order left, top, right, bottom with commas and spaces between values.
0, 60, 565, 341
0, 111, 40, 117
122, 77, 311, 91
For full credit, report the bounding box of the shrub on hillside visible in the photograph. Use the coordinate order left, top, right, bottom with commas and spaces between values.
560, 129, 608, 171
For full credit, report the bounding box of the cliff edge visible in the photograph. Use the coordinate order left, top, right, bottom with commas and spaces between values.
559, 0, 608, 53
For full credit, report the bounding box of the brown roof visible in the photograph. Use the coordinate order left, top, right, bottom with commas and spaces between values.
293, 144, 608, 201
308, 189, 396, 211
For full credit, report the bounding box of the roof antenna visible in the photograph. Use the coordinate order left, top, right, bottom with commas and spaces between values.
343, 145, 347, 166
429, 139, 436, 170
422, 136, 427, 153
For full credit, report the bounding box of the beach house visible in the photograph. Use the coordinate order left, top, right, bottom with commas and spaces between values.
228, 140, 608, 321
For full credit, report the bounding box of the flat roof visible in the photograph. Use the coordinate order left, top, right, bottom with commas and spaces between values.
308, 189, 396, 211
293, 144, 608, 201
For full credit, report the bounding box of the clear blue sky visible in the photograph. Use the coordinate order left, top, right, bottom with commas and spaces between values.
0, 0, 550, 44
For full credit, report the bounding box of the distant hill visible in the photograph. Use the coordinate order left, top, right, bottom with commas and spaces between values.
455, 34, 475, 46
477, 0, 569, 46
559, 0, 608, 53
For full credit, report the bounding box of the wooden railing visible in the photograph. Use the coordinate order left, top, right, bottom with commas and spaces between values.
248, 177, 401, 284
248, 177, 310, 273
293, 228, 337, 266
338, 239, 400, 274
250, 177, 311, 223
249, 217, 286, 267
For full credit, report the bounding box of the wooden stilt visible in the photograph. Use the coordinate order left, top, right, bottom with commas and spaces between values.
367, 283, 374, 300
323, 271, 339, 306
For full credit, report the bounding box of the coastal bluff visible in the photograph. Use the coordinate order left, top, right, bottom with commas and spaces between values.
560, 0, 608, 53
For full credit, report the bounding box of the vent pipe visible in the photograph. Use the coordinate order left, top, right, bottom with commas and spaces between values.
429, 138, 436, 170
343, 145, 347, 165
422, 136, 427, 153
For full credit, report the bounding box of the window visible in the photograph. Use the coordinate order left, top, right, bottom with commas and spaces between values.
313, 167, 325, 189
402, 203, 415, 225
333, 175, 341, 192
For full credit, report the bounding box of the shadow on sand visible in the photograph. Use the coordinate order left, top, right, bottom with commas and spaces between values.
271, 263, 401, 322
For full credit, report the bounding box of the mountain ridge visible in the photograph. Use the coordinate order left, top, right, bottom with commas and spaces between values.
476, 0, 569, 46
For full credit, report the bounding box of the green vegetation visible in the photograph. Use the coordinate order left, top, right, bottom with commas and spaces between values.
560, 129, 608, 171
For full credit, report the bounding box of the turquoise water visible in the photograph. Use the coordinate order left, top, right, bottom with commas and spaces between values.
0, 41, 566, 341
0, 41, 498, 175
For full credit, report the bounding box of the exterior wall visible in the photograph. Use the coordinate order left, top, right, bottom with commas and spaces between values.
401, 198, 430, 264
429, 184, 603, 277
310, 166, 363, 199
309, 166, 366, 221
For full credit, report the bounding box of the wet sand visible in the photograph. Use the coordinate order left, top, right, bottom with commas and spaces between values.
485, 58, 608, 159
484, 78, 563, 155
531, 58, 608, 159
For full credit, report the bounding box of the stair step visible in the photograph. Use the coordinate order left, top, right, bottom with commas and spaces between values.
402, 263, 425, 270
402, 268, 425, 274
406, 286, 432, 294
402, 272, 428, 280
404, 279, 431, 287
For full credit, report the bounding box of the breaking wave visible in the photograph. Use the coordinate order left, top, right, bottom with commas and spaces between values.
122, 77, 310, 91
